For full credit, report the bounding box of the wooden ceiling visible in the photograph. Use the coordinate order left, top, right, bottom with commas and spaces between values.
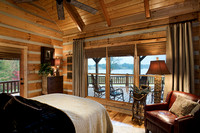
9, 0, 195, 36
39, 0, 186, 33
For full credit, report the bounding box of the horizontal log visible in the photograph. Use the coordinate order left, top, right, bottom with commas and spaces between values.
0, 1, 60, 31
85, 30, 166, 46
85, 38, 166, 49
28, 90, 42, 98
0, 13, 62, 39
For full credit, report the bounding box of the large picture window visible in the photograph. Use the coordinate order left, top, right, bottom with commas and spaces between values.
86, 45, 166, 104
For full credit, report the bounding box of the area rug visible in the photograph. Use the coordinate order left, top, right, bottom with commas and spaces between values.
112, 121, 145, 133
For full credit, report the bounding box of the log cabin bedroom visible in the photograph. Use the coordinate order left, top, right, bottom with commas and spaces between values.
0, 0, 200, 133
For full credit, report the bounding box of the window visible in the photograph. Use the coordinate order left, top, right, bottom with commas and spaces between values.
86, 44, 167, 104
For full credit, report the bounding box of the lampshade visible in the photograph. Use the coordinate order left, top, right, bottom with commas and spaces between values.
146, 60, 170, 75
55, 58, 60, 67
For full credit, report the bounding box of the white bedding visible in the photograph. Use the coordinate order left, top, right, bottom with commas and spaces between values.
31, 93, 113, 133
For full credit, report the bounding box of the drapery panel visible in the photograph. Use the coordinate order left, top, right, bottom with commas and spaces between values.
72, 39, 85, 97
164, 22, 195, 98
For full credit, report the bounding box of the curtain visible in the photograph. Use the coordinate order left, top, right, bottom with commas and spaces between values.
72, 39, 85, 97
164, 22, 195, 98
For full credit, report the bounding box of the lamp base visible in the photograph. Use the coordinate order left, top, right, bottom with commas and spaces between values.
56, 68, 60, 76
154, 76, 162, 103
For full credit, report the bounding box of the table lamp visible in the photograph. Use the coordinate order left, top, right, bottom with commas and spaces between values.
55, 57, 60, 76
146, 57, 170, 103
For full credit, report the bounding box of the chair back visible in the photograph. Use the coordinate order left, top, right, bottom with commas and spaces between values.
91, 74, 98, 91
110, 79, 114, 92
166, 91, 200, 109
139, 76, 149, 86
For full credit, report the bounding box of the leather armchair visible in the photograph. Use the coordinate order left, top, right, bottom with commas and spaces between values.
144, 91, 200, 133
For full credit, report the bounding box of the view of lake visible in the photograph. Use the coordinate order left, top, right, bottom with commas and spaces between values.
88, 68, 148, 74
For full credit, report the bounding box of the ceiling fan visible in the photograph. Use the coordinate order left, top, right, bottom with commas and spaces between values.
14, 0, 98, 20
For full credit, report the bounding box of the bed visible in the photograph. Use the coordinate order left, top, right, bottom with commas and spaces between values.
31, 93, 113, 133
0, 93, 113, 133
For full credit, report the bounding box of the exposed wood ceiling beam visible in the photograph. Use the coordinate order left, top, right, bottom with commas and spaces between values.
99, 0, 111, 27
63, 2, 85, 31
144, 0, 151, 18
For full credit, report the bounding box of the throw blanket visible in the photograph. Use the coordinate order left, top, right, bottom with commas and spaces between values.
0, 93, 75, 133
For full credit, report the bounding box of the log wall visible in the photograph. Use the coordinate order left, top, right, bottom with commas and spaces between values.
0, 0, 63, 97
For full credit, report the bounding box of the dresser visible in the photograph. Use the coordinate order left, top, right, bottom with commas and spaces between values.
42, 76, 63, 94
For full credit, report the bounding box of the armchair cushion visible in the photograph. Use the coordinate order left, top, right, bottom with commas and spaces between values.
169, 95, 198, 117
146, 110, 177, 132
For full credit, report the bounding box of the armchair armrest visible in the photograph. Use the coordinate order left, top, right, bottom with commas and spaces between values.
145, 102, 168, 111
175, 115, 193, 121
174, 115, 195, 133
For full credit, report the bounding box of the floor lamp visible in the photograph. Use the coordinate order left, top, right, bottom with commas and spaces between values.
146, 58, 170, 103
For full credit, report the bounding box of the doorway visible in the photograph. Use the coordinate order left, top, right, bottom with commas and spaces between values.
0, 42, 27, 98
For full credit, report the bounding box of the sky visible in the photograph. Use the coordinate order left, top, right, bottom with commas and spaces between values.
88, 55, 166, 65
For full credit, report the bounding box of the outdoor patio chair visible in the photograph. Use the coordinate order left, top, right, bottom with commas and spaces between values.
139, 76, 149, 87
110, 79, 124, 101
91, 74, 105, 98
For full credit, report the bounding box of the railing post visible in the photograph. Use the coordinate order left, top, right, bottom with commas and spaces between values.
126, 73, 129, 87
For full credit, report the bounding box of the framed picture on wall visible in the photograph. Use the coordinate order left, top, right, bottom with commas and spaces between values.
41, 47, 55, 65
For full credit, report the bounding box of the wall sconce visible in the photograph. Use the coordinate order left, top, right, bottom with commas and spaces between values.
55, 57, 60, 76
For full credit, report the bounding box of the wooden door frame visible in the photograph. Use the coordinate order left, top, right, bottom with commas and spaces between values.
0, 42, 28, 98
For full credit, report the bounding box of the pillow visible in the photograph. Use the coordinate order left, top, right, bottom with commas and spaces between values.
169, 95, 198, 117
190, 104, 200, 116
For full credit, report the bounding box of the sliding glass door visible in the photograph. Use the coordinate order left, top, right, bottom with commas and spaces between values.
85, 44, 166, 104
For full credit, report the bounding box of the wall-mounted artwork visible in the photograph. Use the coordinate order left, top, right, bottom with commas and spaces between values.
41, 47, 55, 65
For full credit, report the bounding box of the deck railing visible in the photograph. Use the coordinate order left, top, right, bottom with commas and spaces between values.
88, 74, 165, 87
0, 80, 20, 94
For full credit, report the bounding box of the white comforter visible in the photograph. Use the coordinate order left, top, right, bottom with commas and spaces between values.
31, 93, 113, 133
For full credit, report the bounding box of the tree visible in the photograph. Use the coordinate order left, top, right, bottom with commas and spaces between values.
104, 57, 121, 71
0, 60, 20, 81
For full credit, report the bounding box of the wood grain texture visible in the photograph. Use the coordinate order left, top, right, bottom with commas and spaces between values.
107, 110, 144, 128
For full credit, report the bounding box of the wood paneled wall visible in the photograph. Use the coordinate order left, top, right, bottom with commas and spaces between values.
193, 13, 200, 95
0, 0, 63, 98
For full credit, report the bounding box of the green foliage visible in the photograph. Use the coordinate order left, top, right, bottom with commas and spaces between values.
38, 63, 54, 76
0, 60, 20, 81
133, 85, 150, 94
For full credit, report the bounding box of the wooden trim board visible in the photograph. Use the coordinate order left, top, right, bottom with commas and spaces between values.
0, 42, 28, 98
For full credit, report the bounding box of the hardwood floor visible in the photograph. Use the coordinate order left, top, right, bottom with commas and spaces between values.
107, 110, 144, 128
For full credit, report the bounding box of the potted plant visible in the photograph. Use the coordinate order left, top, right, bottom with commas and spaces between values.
38, 63, 54, 94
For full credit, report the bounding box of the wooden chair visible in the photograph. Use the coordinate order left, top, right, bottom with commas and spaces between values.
91, 74, 105, 98
110, 79, 124, 101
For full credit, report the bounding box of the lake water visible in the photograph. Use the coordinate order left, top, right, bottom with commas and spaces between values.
88, 69, 148, 74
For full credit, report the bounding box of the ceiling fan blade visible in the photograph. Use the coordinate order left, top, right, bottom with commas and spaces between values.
68, 0, 98, 14
14, 0, 37, 3
56, 0, 65, 20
